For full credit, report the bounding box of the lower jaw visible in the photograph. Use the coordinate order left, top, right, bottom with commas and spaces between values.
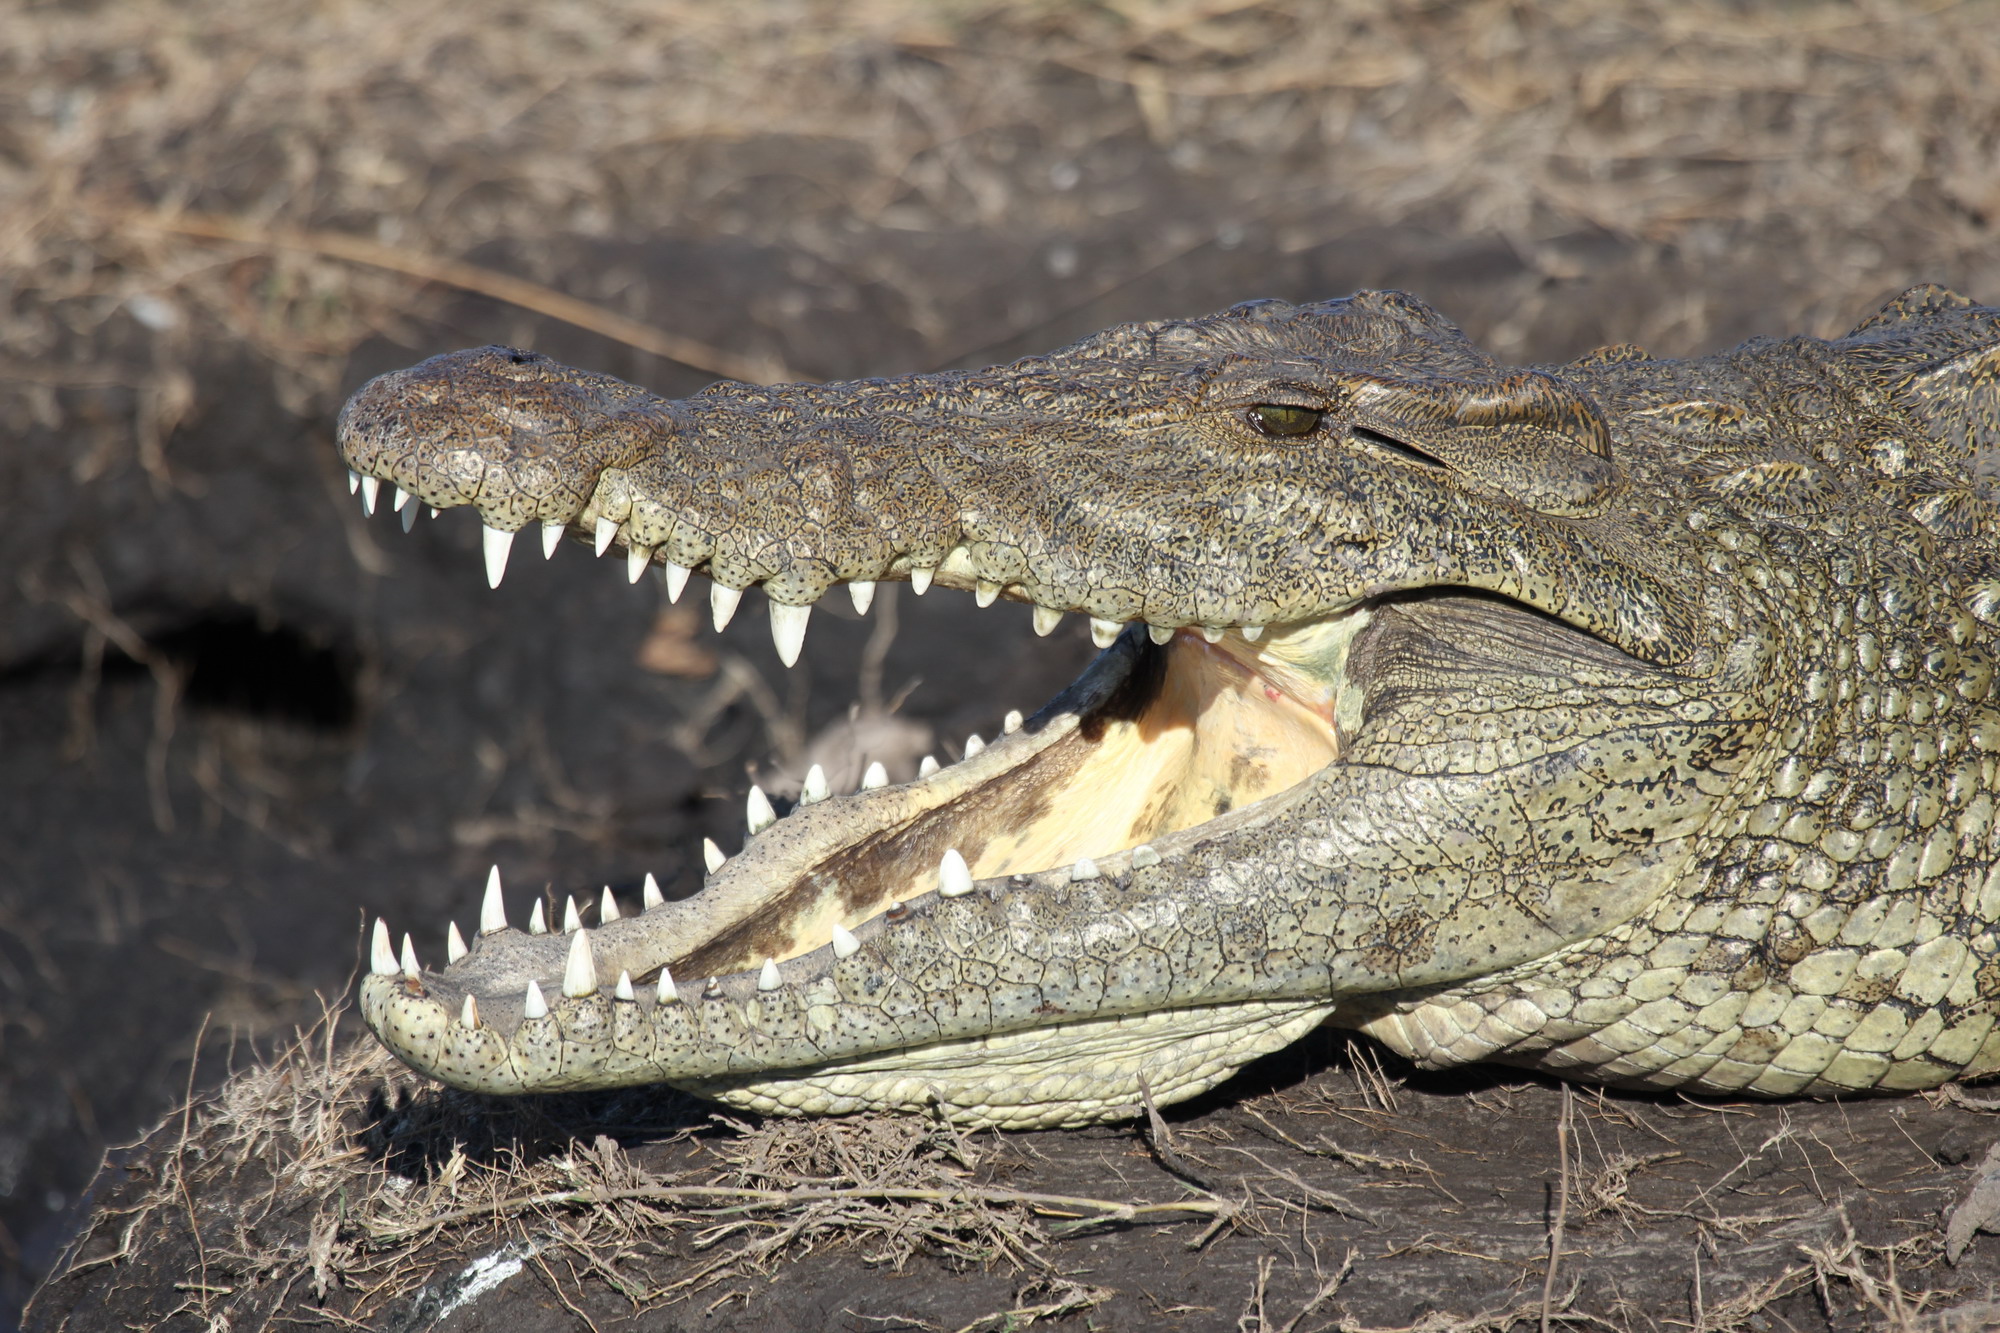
672, 997, 1341, 1130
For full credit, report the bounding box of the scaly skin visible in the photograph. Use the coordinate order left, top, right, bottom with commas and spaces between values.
339, 286, 2000, 1129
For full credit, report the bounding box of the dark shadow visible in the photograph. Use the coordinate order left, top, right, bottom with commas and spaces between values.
357, 1079, 727, 1182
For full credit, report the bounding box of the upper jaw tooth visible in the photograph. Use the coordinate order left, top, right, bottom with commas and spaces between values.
712, 582, 743, 631
769, 601, 811, 667
663, 562, 691, 601
482, 523, 516, 588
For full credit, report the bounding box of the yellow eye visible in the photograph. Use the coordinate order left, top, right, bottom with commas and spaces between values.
1245, 404, 1323, 438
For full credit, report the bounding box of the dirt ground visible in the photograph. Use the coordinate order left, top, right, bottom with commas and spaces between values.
8, 1, 2000, 1328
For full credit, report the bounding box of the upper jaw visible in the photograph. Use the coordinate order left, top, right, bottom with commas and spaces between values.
336, 346, 1369, 639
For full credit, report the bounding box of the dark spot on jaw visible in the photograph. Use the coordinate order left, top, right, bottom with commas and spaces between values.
1227, 753, 1269, 791
1213, 794, 1234, 817
1078, 635, 1169, 743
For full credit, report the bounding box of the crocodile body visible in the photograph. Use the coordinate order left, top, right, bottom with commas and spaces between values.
339, 286, 2000, 1129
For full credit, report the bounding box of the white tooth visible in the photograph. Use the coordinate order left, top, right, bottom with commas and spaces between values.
1200, 625, 1223, 643
615, 970, 635, 1001
975, 579, 1000, 608
747, 785, 777, 834
541, 521, 564, 559
1089, 617, 1121, 648
910, 566, 933, 595
370, 919, 397, 976
393, 485, 413, 513
347, 469, 361, 495
563, 928, 598, 997
657, 967, 679, 1003
703, 838, 726, 873
939, 848, 974, 897
1032, 605, 1063, 636
831, 923, 860, 958
801, 764, 829, 804
360, 475, 381, 515
563, 895, 582, 933
1003, 710, 1022, 733
769, 601, 811, 667
599, 887, 620, 922
712, 582, 743, 631
523, 979, 549, 1020
642, 872, 664, 910
400, 934, 420, 980
918, 755, 940, 777
860, 761, 888, 791
663, 562, 691, 602
446, 921, 468, 964
963, 733, 984, 758
480, 865, 507, 934
482, 523, 515, 589
758, 957, 783, 990
627, 543, 652, 583
594, 515, 619, 557
1242, 625, 1264, 641
460, 994, 479, 1029
1148, 623, 1174, 645
400, 502, 419, 533
848, 580, 876, 615
1132, 844, 1161, 867
428, 506, 440, 519
1071, 857, 1100, 881
529, 900, 548, 935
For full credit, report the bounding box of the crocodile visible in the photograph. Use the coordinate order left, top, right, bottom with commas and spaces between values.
338, 285, 2000, 1130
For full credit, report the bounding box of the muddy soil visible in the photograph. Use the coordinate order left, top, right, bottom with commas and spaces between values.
8, 3, 2000, 1328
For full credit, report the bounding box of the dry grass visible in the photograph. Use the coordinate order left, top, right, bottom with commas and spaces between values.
42, 998, 1993, 1330
47, 997, 1238, 1327
5, 0, 1998, 433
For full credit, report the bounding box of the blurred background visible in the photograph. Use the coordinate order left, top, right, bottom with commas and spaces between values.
2, 0, 1997, 1319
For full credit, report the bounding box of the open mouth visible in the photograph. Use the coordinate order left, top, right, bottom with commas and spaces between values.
654, 605, 1370, 984
346, 441, 1397, 1112
355, 479, 1378, 1002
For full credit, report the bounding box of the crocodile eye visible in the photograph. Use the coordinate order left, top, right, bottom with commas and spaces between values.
1245, 404, 1323, 438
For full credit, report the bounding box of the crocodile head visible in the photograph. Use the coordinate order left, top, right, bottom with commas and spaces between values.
340, 287, 2000, 1128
